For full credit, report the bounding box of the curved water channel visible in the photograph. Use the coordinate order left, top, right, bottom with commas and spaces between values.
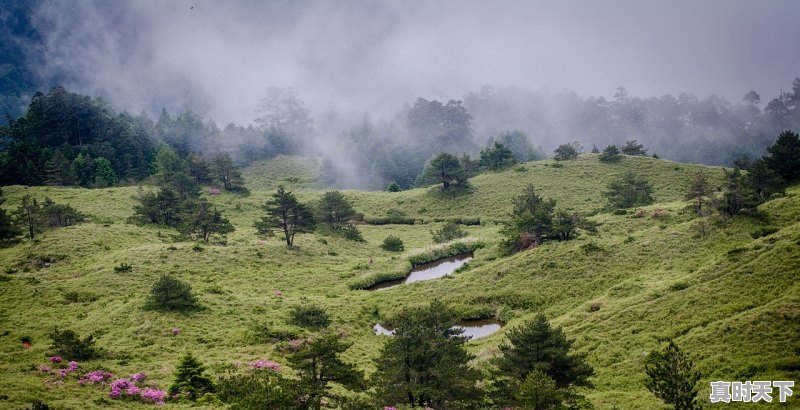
366, 253, 474, 291
373, 318, 502, 340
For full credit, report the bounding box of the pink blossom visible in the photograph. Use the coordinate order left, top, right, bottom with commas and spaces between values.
79, 370, 114, 385
250, 360, 281, 371
171, 327, 180, 335
68, 361, 79, 372
209, 187, 221, 195
126, 385, 141, 397
131, 372, 147, 383
109, 378, 132, 398
59, 369, 69, 378
274, 290, 283, 297
140, 388, 167, 405
49, 356, 63, 363
38, 365, 52, 374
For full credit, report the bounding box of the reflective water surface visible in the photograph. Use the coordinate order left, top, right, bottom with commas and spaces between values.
366, 253, 473, 291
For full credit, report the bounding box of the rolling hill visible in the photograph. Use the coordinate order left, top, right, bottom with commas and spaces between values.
0, 154, 797, 409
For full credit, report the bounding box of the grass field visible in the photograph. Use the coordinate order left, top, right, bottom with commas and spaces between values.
0, 154, 798, 409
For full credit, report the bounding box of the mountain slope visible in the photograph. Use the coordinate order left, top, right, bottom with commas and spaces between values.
0, 156, 797, 409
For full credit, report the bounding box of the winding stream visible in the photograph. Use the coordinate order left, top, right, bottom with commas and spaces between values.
367, 253, 473, 291
373, 318, 502, 340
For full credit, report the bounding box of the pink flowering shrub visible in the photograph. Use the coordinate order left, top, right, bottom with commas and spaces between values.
79, 370, 114, 385
39, 365, 52, 374
209, 187, 221, 195
109, 378, 134, 398
171, 327, 180, 336
108, 374, 166, 405
50, 356, 63, 363
274, 290, 283, 297
140, 388, 167, 405
250, 360, 281, 371
68, 361, 79, 372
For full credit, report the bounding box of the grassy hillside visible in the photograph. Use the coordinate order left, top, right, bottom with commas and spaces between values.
0, 155, 797, 409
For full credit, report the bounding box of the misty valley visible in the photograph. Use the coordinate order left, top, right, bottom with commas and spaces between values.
1, 1, 799, 410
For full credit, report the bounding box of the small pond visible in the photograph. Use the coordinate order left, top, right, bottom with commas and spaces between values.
367, 253, 473, 291
373, 318, 502, 341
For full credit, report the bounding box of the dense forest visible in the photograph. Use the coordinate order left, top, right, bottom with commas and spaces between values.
2, 79, 800, 190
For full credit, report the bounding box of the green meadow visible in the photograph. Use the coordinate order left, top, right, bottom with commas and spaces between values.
1, 154, 798, 409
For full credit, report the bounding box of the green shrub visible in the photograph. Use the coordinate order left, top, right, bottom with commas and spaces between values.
553, 144, 579, 160
364, 216, 415, 225
347, 268, 409, 290
192, 243, 204, 252
408, 241, 483, 267
145, 275, 198, 312
63, 291, 98, 303
580, 242, 606, 254
289, 305, 331, 329
386, 182, 401, 192
431, 222, 468, 243
247, 322, 300, 344
381, 235, 405, 252
750, 227, 778, 239
337, 224, 365, 242
669, 282, 689, 291
218, 369, 298, 409
48, 328, 100, 361
113, 262, 132, 272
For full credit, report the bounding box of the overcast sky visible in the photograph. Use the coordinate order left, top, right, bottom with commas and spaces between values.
29, 0, 800, 124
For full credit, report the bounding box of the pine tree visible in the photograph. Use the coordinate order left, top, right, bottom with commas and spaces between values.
169, 352, 215, 400
314, 191, 356, 230
0, 189, 21, 243
421, 152, 467, 190
372, 301, 481, 408
93, 156, 118, 187
496, 313, 593, 388
479, 141, 517, 170
289, 334, 365, 410
621, 140, 648, 156
603, 171, 654, 209
685, 171, 712, 213
599, 145, 622, 163
211, 153, 246, 192
189, 201, 234, 243
746, 158, 784, 201
644, 341, 701, 410
44, 149, 75, 185
14, 195, 46, 241
254, 186, 314, 246
765, 130, 800, 183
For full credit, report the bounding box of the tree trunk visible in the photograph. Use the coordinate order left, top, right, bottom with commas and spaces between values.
27, 213, 34, 240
